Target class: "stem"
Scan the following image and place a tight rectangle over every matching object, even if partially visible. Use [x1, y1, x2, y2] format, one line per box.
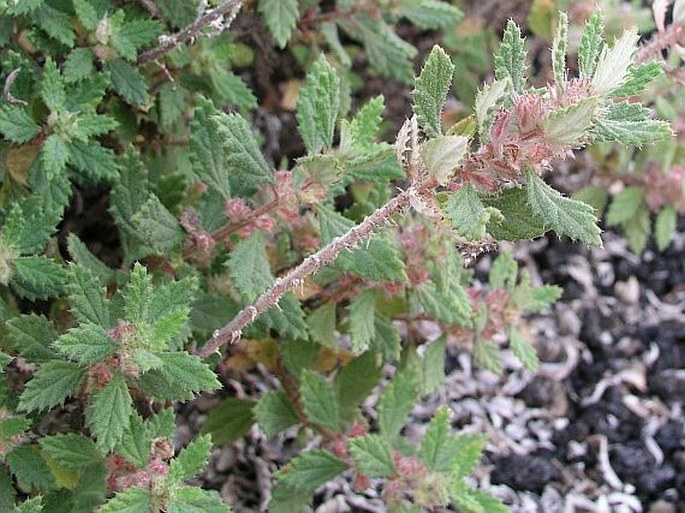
[138, 0, 243, 65]
[196, 187, 414, 359]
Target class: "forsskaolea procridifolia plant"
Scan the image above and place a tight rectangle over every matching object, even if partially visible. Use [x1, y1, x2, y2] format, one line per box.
[0, 2, 674, 512]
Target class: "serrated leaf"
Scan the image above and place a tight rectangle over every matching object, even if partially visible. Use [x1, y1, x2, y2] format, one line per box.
[606, 186, 643, 226]
[258, 0, 299, 49]
[87, 372, 133, 452]
[378, 366, 418, 442]
[167, 487, 232, 513]
[421, 337, 446, 395]
[413, 45, 454, 138]
[116, 414, 149, 468]
[306, 301, 337, 348]
[6, 0, 43, 15]
[63, 48, 94, 83]
[277, 450, 347, 492]
[66, 262, 112, 327]
[35, 5, 75, 47]
[19, 361, 85, 412]
[526, 172, 602, 246]
[72, 0, 100, 30]
[254, 390, 299, 437]
[39, 434, 101, 470]
[473, 338, 502, 374]
[545, 99, 599, 147]
[67, 140, 120, 182]
[268, 482, 311, 513]
[349, 434, 395, 477]
[146, 351, 220, 400]
[335, 351, 382, 423]
[349, 289, 376, 353]
[261, 294, 309, 341]
[169, 434, 212, 485]
[489, 251, 517, 289]
[0, 105, 40, 144]
[11, 255, 66, 300]
[54, 323, 117, 364]
[212, 110, 273, 195]
[201, 398, 255, 445]
[509, 326, 538, 371]
[474, 78, 511, 139]
[40, 58, 65, 111]
[105, 59, 149, 106]
[655, 204, 677, 251]
[72, 114, 118, 140]
[296, 55, 341, 154]
[122, 263, 152, 323]
[421, 135, 468, 185]
[100, 487, 151, 513]
[624, 202, 651, 254]
[227, 231, 273, 301]
[483, 186, 547, 240]
[373, 314, 401, 361]
[444, 184, 497, 240]
[399, 0, 463, 30]
[0, 351, 12, 371]
[41, 134, 69, 180]
[591, 29, 639, 95]
[521, 283, 562, 312]
[0, 415, 30, 438]
[611, 61, 663, 97]
[114, 19, 163, 61]
[572, 186, 608, 215]
[7, 445, 54, 490]
[189, 98, 231, 198]
[414, 280, 470, 326]
[66, 233, 115, 283]
[6, 314, 59, 363]
[594, 116, 672, 146]
[578, 11, 604, 79]
[14, 496, 43, 513]
[209, 69, 257, 110]
[494, 20, 527, 92]
[450, 433, 487, 479]
[300, 369, 340, 432]
[349, 96, 384, 148]
[551, 12, 568, 92]
[131, 194, 184, 253]
[419, 408, 462, 472]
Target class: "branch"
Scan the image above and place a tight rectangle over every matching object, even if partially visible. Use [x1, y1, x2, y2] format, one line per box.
[138, 0, 243, 65]
[196, 187, 415, 359]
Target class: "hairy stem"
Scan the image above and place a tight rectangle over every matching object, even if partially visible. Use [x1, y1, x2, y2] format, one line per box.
[196, 187, 414, 359]
[138, 0, 243, 65]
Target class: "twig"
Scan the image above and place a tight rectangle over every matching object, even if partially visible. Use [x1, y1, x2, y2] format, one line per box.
[3, 68, 27, 106]
[196, 187, 415, 359]
[138, 0, 243, 65]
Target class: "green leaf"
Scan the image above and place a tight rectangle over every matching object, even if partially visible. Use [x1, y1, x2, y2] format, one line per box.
[201, 398, 255, 445]
[413, 45, 454, 138]
[611, 61, 663, 98]
[63, 48, 94, 83]
[624, 202, 651, 254]
[105, 59, 149, 106]
[14, 496, 43, 513]
[399, 0, 463, 30]
[167, 487, 232, 513]
[450, 433, 487, 479]
[349, 434, 395, 477]
[578, 11, 604, 79]
[421, 135, 469, 185]
[474, 338, 502, 374]
[414, 280, 471, 326]
[39, 434, 101, 470]
[299, 369, 340, 432]
[100, 487, 151, 513]
[53, 323, 117, 364]
[348, 96, 384, 147]
[35, 5, 75, 47]
[526, 284, 562, 312]
[6, 314, 59, 363]
[0, 351, 12, 371]
[655, 204, 677, 251]
[40, 58, 65, 111]
[474, 78, 511, 140]
[254, 390, 299, 437]
[189, 98, 232, 198]
[6, 0, 44, 15]
[72, 0, 100, 30]
[72, 114, 118, 140]
[373, 314, 402, 361]
[268, 482, 311, 513]
[296, 55, 341, 154]
[572, 186, 608, 215]
[551, 12, 568, 92]
[66, 262, 112, 328]
[11, 255, 66, 300]
[209, 69, 258, 110]
[19, 361, 85, 412]
[261, 294, 309, 341]
[0, 415, 30, 438]
[67, 234, 115, 284]
[258, 0, 299, 49]
[227, 231, 273, 301]
[7, 445, 54, 490]
[277, 450, 347, 492]
[116, 414, 149, 468]
[306, 301, 337, 348]
[545, 99, 599, 147]
[349, 289, 376, 353]
[335, 351, 382, 423]
[606, 186, 643, 226]
[0, 105, 40, 144]
[41, 134, 69, 180]
[444, 184, 498, 241]
[483, 186, 547, 241]
[378, 366, 419, 442]
[122, 263, 152, 323]
[421, 337, 446, 395]
[494, 20, 527, 92]
[144, 351, 220, 400]
[419, 407, 455, 472]
[87, 372, 133, 452]
[212, 110, 274, 195]
[509, 326, 538, 371]
[131, 194, 184, 253]
[158, 83, 186, 132]
[66, 140, 119, 182]
[526, 171, 602, 246]
[489, 251, 517, 289]
[114, 19, 163, 61]
[591, 30, 639, 95]
[169, 434, 213, 485]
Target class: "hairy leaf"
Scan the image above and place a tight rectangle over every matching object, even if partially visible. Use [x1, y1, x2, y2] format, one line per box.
[348, 289, 376, 353]
[0, 105, 40, 144]
[378, 366, 418, 442]
[169, 434, 213, 485]
[277, 450, 347, 492]
[578, 11, 604, 79]
[167, 487, 232, 513]
[19, 361, 85, 412]
[100, 487, 151, 513]
[494, 20, 527, 92]
[66, 262, 112, 328]
[6, 314, 59, 363]
[349, 435, 395, 477]
[254, 390, 299, 437]
[201, 398, 255, 445]
[54, 323, 118, 365]
[655, 204, 677, 251]
[300, 370, 340, 432]
[87, 372, 133, 452]
[413, 45, 454, 138]
[259, 0, 299, 49]
[39, 434, 101, 470]
[227, 231, 273, 301]
[606, 186, 643, 226]
[189, 98, 231, 198]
